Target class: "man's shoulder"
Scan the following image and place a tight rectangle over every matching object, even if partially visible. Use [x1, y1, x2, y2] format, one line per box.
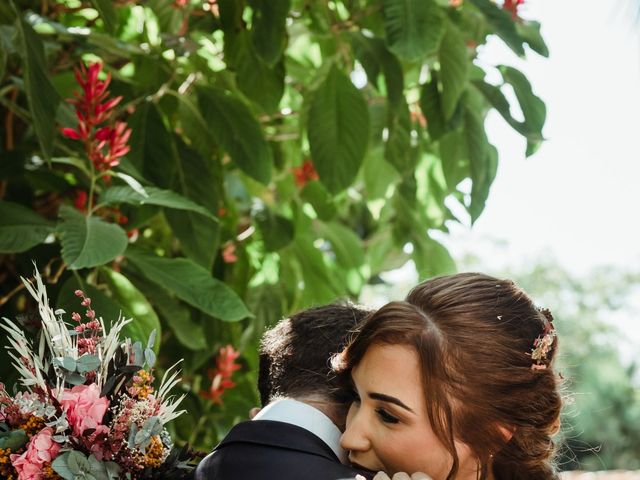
[195, 420, 362, 480]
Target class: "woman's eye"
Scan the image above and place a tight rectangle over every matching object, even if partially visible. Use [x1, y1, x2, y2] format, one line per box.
[376, 408, 400, 424]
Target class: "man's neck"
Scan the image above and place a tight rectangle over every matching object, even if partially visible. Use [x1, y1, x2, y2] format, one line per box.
[252, 398, 349, 464]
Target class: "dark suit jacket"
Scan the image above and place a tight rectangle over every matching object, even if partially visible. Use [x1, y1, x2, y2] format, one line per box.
[194, 420, 368, 480]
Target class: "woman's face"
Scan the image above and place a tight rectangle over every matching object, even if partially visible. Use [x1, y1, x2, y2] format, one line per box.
[340, 343, 477, 480]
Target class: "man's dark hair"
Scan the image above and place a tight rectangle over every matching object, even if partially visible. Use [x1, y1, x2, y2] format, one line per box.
[257, 303, 370, 407]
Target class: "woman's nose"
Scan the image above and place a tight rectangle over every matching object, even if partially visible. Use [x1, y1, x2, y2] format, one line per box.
[340, 406, 371, 452]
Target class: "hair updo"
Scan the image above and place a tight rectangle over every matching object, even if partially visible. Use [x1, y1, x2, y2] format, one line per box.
[340, 272, 562, 480]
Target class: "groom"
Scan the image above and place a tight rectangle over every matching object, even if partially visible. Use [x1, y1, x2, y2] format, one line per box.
[194, 303, 372, 480]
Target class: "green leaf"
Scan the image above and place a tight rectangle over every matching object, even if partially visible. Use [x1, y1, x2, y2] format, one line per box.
[498, 65, 546, 156]
[14, 11, 60, 160]
[138, 283, 206, 350]
[467, 0, 525, 57]
[234, 31, 285, 112]
[100, 186, 217, 221]
[76, 354, 101, 373]
[412, 232, 456, 279]
[438, 131, 469, 190]
[175, 93, 213, 158]
[254, 206, 294, 252]
[52, 452, 75, 480]
[350, 33, 404, 109]
[197, 86, 273, 184]
[128, 103, 176, 188]
[383, 0, 445, 61]
[88, 0, 118, 33]
[300, 181, 337, 221]
[464, 108, 497, 223]
[439, 22, 469, 120]
[517, 20, 549, 57]
[249, 0, 290, 66]
[420, 73, 446, 141]
[0, 429, 28, 450]
[167, 139, 221, 269]
[125, 247, 251, 321]
[101, 267, 162, 351]
[57, 206, 128, 270]
[0, 201, 54, 253]
[315, 221, 365, 271]
[307, 65, 370, 193]
[384, 99, 414, 174]
[366, 229, 410, 276]
[68, 450, 92, 475]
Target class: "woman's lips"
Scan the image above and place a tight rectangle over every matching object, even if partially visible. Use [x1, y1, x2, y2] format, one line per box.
[350, 459, 379, 475]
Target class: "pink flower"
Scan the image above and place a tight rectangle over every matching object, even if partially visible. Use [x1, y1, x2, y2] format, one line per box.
[10, 428, 60, 480]
[58, 384, 110, 437]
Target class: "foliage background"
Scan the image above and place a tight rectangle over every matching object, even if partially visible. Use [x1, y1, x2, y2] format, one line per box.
[0, 0, 557, 464]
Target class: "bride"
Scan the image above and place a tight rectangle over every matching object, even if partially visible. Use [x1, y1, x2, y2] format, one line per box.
[336, 273, 562, 480]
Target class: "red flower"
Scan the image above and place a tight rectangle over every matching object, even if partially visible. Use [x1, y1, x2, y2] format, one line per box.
[503, 0, 524, 19]
[201, 345, 241, 404]
[292, 160, 319, 188]
[61, 62, 131, 172]
[222, 242, 238, 264]
[74, 189, 88, 212]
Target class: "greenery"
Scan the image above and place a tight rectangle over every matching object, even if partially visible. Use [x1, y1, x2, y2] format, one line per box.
[1, 0, 547, 452]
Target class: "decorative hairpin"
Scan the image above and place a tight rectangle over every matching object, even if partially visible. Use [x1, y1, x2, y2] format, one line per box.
[529, 308, 556, 371]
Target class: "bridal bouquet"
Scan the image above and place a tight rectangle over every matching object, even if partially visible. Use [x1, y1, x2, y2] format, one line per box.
[0, 270, 195, 480]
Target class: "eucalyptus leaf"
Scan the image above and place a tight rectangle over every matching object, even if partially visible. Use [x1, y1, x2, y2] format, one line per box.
[52, 452, 75, 480]
[76, 354, 101, 373]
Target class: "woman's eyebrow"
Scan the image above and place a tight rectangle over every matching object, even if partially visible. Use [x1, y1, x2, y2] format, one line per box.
[368, 392, 415, 413]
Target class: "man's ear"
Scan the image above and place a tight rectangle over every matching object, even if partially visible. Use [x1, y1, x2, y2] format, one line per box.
[498, 424, 516, 443]
[249, 407, 261, 419]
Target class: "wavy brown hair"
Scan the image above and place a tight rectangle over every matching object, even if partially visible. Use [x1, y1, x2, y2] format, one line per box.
[339, 273, 562, 480]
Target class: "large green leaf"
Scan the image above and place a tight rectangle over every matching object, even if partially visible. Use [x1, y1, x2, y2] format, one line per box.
[234, 32, 285, 113]
[0, 201, 54, 253]
[101, 268, 161, 353]
[384, 99, 414, 174]
[127, 103, 176, 188]
[175, 93, 213, 158]
[438, 131, 469, 191]
[249, 0, 290, 66]
[349, 33, 404, 108]
[499, 65, 546, 156]
[57, 206, 128, 270]
[517, 20, 549, 58]
[300, 181, 337, 221]
[412, 232, 456, 279]
[254, 206, 294, 252]
[197, 86, 272, 185]
[166, 140, 222, 269]
[382, 0, 445, 61]
[99, 186, 217, 221]
[439, 22, 469, 121]
[467, 0, 525, 57]
[315, 221, 365, 271]
[464, 109, 497, 223]
[307, 65, 370, 193]
[14, 11, 60, 161]
[125, 247, 251, 322]
[420, 73, 446, 141]
[88, 0, 118, 33]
